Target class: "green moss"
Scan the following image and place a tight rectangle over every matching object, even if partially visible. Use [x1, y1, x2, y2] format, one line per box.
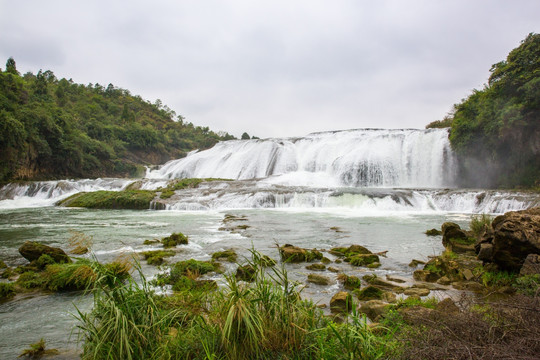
[306, 263, 326, 271]
[338, 274, 361, 290]
[349, 254, 379, 267]
[450, 237, 476, 246]
[513, 274, 540, 296]
[141, 250, 175, 266]
[16, 271, 46, 289]
[425, 228, 442, 236]
[60, 190, 156, 210]
[0, 282, 15, 300]
[171, 276, 217, 292]
[396, 296, 438, 309]
[236, 265, 257, 282]
[160, 259, 215, 285]
[159, 190, 175, 199]
[161, 232, 188, 248]
[211, 249, 238, 263]
[355, 286, 383, 301]
[36, 254, 56, 269]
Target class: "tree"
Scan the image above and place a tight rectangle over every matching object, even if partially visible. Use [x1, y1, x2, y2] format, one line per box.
[241, 132, 250, 140]
[5, 57, 19, 75]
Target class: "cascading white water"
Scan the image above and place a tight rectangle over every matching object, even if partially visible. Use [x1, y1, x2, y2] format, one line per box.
[147, 128, 456, 188]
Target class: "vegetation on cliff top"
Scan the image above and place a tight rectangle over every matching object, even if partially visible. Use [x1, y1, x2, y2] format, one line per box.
[427, 33, 540, 188]
[0, 59, 235, 182]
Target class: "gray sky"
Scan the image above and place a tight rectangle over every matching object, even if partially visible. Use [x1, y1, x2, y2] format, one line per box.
[1, 1, 538, 138]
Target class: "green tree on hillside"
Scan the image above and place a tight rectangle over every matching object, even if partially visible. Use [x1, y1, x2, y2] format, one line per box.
[447, 33, 540, 187]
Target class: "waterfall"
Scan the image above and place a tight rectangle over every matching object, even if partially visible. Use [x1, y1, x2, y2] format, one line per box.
[147, 128, 456, 188]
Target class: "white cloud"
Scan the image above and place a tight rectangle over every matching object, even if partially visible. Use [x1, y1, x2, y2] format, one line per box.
[1, 0, 538, 138]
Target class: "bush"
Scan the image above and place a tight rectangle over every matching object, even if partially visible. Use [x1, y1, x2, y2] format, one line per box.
[470, 214, 493, 238]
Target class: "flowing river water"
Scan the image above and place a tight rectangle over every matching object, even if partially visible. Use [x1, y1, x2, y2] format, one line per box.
[0, 129, 539, 358]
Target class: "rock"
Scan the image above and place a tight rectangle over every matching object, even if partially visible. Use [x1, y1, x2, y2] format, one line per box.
[436, 276, 452, 285]
[436, 298, 460, 314]
[329, 245, 372, 257]
[321, 257, 331, 264]
[143, 239, 160, 245]
[462, 268, 474, 281]
[359, 300, 390, 321]
[451, 281, 484, 292]
[425, 228, 442, 236]
[404, 287, 430, 297]
[162, 232, 188, 248]
[382, 291, 397, 303]
[338, 274, 361, 290]
[362, 274, 404, 290]
[413, 270, 440, 282]
[330, 291, 353, 312]
[327, 267, 340, 273]
[306, 263, 326, 271]
[236, 265, 256, 282]
[409, 259, 426, 268]
[307, 274, 330, 285]
[386, 275, 408, 283]
[413, 282, 446, 290]
[349, 254, 379, 267]
[476, 207, 540, 272]
[367, 262, 381, 268]
[279, 244, 323, 263]
[442, 222, 470, 246]
[18, 241, 71, 264]
[520, 254, 540, 275]
[355, 286, 384, 301]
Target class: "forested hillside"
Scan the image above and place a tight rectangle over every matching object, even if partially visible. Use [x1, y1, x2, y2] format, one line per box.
[427, 33, 540, 188]
[0, 59, 235, 182]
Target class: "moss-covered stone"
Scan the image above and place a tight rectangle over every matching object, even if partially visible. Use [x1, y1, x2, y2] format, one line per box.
[337, 274, 361, 290]
[349, 254, 379, 267]
[0, 282, 15, 300]
[307, 274, 330, 285]
[58, 190, 156, 210]
[306, 263, 326, 271]
[330, 291, 353, 313]
[355, 286, 384, 301]
[141, 250, 176, 266]
[18, 241, 71, 264]
[161, 232, 188, 248]
[143, 239, 160, 245]
[0, 260, 6, 269]
[279, 244, 323, 263]
[158, 259, 215, 286]
[211, 249, 237, 263]
[425, 228, 442, 236]
[236, 265, 257, 282]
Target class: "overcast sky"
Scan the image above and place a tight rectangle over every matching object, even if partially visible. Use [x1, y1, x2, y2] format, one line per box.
[1, 1, 538, 138]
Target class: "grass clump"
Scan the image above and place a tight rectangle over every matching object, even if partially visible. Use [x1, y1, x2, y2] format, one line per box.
[161, 232, 188, 248]
[18, 338, 59, 358]
[16, 271, 47, 289]
[470, 213, 493, 238]
[396, 296, 438, 309]
[481, 270, 517, 288]
[513, 274, 540, 296]
[0, 282, 15, 300]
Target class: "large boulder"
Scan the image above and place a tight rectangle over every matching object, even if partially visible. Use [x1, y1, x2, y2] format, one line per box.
[441, 222, 475, 253]
[330, 291, 353, 312]
[520, 254, 540, 276]
[476, 207, 540, 272]
[279, 244, 323, 263]
[18, 241, 71, 264]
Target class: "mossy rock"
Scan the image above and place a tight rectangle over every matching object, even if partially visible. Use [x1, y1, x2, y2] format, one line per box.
[349, 254, 379, 267]
[409, 259, 426, 267]
[367, 262, 381, 268]
[321, 257, 331, 264]
[35, 254, 56, 270]
[0, 282, 15, 300]
[279, 244, 323, 263]
[330, 244, 372, 258]
[161, 232, 188, 248]
[16, 271, 47, 289]
[162, 259, 215, 285]
[355, 285, 383, 301]
[0, 260, 6, 269]
[143, 239, 160, 245]
[425, 228, 442, 236]
[337, 274, 361, 290]
[59, 190, 156, 210]
[1, 267, 15, 279]
[362, 274, 404, 290]
[211, 249, 237, 263]
[236, 265, 256, 282]
[141, 250, 176, 266]
[307, 274, 330, 285]
[18, 241, 71, 264]
[306, 263, 326, 271]
[330, 291, 353, 313]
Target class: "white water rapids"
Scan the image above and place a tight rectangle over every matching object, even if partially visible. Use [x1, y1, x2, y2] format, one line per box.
[0, 128, 538, 213]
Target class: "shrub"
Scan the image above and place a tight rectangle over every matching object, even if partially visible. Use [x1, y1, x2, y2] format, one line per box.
[513, 274, 540, 296]
[470, 214, 493, 238]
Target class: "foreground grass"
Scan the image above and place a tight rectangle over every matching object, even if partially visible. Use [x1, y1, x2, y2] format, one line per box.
[76, 252, 540, 360]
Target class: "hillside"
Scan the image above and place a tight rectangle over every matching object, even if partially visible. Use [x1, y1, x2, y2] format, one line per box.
[0, 59, 235, 182]
[427, 33, 540, 188]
